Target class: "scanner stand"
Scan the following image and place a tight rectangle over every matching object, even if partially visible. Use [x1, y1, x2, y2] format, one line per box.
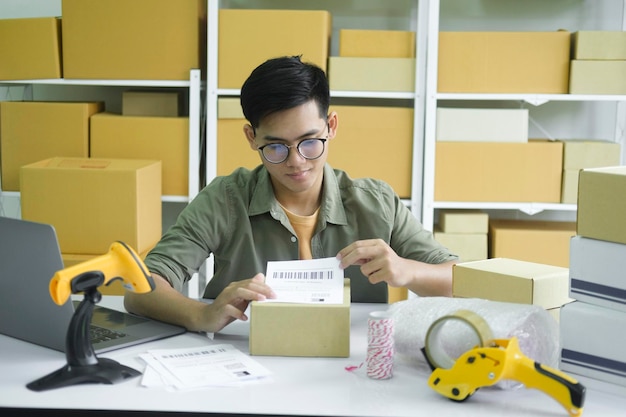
[27, 271, 141, 391]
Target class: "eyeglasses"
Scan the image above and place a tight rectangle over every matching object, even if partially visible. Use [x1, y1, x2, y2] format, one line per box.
[257, 125, 329, 164]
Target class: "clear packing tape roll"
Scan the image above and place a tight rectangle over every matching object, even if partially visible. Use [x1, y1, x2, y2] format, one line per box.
[388, 297, 560, 374]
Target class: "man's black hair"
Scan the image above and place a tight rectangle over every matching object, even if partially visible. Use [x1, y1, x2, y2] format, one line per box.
[240, 55, 330, 130]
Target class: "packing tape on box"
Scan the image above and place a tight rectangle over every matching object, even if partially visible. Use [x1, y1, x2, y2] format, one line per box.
[423, 309, 494, 369]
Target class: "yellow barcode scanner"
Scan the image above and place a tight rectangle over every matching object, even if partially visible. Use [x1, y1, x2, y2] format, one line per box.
[49, 241, 155, 305]
[28, 241, 155, 392]
[427, 337, 586, 417]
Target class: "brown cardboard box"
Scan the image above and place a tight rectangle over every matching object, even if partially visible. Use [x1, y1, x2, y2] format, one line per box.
[218, 9, 331, 89]
[562, 140, 621, 170]
[217, 98, 260, 175]
[0, 101, 103, 191]
[249, 279, 350, 357]
[434, 140, 563, 202]
[122, 91, 183, 117]
[328, 57, 415, 92]
[561, 169, 580, 204]
[328, 105, 413, 198]
[434, 230, 487, 262]
[489, 219, 576, 268]
[90, 113, 189, 197]
[0, 17, 62, 80]
[572, 31, 626, 60]
[61, 245, 154, 295]
[20, 157, 162, 255]
[438, 209, 489, 233]
[438, 31, 570, 93]
[577, 166, 626, 245]
[62, 0, 206, 80]
[453, 258, 572, 309]
[569, 60, 626, 95]
[338, 29, 415, 58]
[560, 140, 620, 204]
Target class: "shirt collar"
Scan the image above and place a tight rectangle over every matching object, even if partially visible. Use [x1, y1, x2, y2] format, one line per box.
[248, 164, 348, 226]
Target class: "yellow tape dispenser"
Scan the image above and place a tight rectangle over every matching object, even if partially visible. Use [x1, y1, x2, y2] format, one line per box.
[423, 310, 586, 417]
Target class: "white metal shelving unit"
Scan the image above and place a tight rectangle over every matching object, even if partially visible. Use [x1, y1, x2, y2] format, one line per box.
[0, 70, 204, 298]
[0, 69, 203, 206]
[206, 0, 428, 213]
[421, 0, 626, 231]
[200, 0, 428, 289]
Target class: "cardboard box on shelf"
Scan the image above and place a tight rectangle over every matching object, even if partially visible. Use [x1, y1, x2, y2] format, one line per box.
[328, 57, 415, 92]
[560, 301, 626, 391]
[569, 60, 626, 95]
[559, 140, 620, 204]
[572, 31, 626, 60]
[569, 235, 626, 313]
[0, 17, 62, 80]
[437, 209, 489, 234]
[328, 105, 413, 198]
[577, 166, 626, 245]
[562, 140, 620, 170]
[434, 140, 563, 202]
[0, 101, 103, 191]
[61, 0, 206, 80]
[433, 230, 487, 262]
[218, 9, 331, 89]
[338, 29, 416, 58]
[561, 169, 580, 204]
[90, 113, 189, 197]
[249, 279, 350, 357]
[438, 31, 570, 93]
[435, 108, 528, 142]
[453, 258, 572, 309]
[122, 91, 183, 117]
[20, 157, 162, 255]
[216, 98, 260, 175]
[489, 219, 576, 268]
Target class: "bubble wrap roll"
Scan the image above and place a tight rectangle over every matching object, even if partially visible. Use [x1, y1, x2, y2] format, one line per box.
[388, 297, 559, 370]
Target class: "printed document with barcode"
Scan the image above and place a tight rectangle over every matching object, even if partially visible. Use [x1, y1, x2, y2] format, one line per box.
[264, 257, 344, 304]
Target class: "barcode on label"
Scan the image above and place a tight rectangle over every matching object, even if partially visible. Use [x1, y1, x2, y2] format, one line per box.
[272, 270, 334, 280]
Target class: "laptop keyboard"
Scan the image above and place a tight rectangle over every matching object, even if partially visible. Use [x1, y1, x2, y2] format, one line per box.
[90, 324, 127, 344]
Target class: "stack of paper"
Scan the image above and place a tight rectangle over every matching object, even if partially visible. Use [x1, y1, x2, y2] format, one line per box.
[139, 344, 272, 390]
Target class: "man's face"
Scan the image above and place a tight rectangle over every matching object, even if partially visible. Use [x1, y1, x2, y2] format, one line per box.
[245, 100, 336, 198]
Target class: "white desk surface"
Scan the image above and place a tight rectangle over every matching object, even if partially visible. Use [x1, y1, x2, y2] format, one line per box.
[1, 297, 625, 417]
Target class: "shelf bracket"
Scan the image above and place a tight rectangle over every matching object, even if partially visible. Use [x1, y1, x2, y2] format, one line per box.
[523, 97, 549, 106]
[518, 205, 545, 216]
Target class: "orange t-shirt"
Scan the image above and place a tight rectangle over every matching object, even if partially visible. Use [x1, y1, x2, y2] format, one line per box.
[280, 205, 320, 260]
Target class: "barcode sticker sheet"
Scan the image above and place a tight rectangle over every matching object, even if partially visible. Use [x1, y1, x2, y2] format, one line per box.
[140, 344, 273, 390]
[264, 257, 344, 304]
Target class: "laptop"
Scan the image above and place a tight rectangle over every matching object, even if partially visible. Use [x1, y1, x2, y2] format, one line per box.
[0, 216, 186, 354]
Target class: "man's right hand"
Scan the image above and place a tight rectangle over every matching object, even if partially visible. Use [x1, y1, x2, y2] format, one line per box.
[124, 273, 276, 334]
[200, 273, 276, 332]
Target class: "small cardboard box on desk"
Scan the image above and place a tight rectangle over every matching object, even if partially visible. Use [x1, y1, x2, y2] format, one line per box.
[249, 279, 351, 357]
[453, 258, 573, 320]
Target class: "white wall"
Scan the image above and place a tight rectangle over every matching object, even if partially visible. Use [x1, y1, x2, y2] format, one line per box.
[0, 0, 60, 18]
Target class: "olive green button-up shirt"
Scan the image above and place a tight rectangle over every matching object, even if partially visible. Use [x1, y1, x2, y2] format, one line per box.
[145, 164, 458, 303]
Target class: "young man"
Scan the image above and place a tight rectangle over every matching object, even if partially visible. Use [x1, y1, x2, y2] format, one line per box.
[124, 56, 458, 333]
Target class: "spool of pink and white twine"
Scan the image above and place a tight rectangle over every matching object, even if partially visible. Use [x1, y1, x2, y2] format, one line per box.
[346, 310, 395, 379]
